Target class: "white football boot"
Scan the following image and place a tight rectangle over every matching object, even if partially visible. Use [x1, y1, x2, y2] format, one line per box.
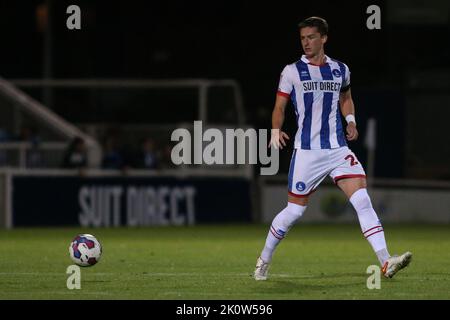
[382, 251, 412, 278]
[253, 257, 270, 281]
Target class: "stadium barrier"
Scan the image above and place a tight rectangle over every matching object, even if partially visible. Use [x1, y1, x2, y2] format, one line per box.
[260, 176, 450, 223]
[0, 168, 253, 228]
[0, 77, 102, 167]
[9, 78, 247, 127]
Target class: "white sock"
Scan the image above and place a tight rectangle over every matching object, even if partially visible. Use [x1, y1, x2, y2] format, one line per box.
[349, 188, 390, 265]
[260, 202, 307, 263]
[376, 248, 390, 266]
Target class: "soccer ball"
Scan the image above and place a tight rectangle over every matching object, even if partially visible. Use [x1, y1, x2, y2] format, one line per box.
[69, 234, 102, 267]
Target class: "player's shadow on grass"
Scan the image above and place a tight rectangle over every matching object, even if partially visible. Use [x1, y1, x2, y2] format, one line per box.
[254, 272, 365, 294]
[83, 280, 111, 283]
[302, 272, 364, 280]
[280, 280, 361, 290]
[265, 280, 364, 293]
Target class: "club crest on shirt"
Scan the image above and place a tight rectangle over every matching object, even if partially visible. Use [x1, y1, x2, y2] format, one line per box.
[332, 69, 341, 77]
[296, 181, 306, 192]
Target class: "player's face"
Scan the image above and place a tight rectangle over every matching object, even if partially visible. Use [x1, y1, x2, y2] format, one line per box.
[300, 27, 327, 58]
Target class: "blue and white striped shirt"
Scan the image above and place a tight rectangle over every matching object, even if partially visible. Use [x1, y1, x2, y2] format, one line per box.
[277, 55, 350, 150]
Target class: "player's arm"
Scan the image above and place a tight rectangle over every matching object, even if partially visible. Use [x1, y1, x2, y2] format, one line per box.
[269, 94, 290, 149]
[339, 88, 358, 141]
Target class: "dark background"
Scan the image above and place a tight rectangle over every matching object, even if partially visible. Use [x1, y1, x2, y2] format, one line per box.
[1, 0, 449, 179]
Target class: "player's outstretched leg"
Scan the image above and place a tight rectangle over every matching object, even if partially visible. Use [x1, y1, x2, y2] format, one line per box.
[349, 188, 412, 278]
[254, 202, 306, 280]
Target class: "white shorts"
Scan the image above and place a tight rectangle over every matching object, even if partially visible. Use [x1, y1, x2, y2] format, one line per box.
[288, 146, 366, 198]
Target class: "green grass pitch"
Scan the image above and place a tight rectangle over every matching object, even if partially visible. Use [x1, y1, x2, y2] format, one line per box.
[0, 224, 449, 299]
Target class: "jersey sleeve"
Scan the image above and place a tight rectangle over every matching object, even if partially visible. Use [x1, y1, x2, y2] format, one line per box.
[340, 64, 351, 92]
[277, 65, 294, 98]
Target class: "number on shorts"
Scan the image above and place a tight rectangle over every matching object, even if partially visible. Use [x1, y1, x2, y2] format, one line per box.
[345, 154, 359, 166]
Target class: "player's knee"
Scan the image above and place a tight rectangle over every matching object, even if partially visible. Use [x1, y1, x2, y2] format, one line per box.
[285, 202, 306, 221]
[357, 178, 368, 190]
[273, 202, 307, 231]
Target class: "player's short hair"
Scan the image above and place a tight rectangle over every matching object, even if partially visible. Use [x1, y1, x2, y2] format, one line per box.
[298, 17, 328, 36]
